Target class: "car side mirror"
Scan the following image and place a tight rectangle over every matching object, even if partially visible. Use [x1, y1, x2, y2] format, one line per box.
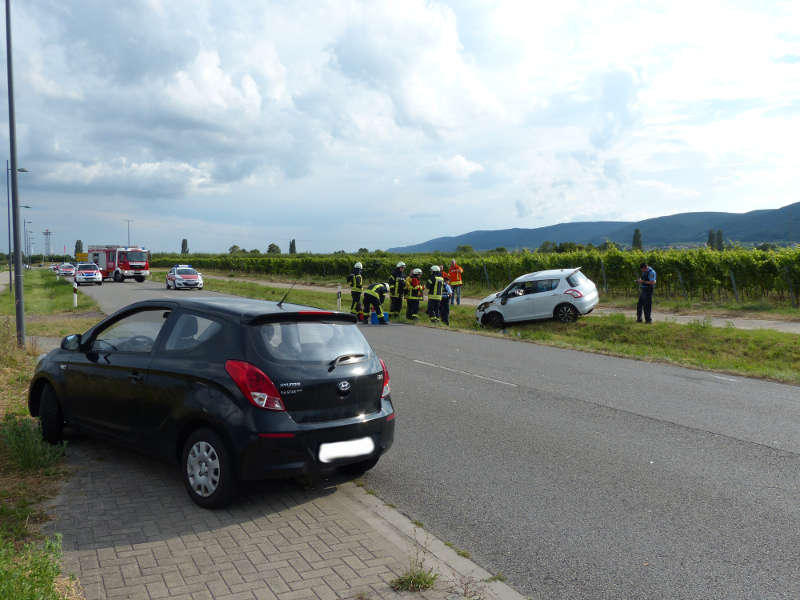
[500, 297, 508, 305]
[61, 333, 82, 351]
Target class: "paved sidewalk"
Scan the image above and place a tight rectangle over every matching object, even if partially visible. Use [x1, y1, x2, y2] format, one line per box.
[202, 274, 800, 334]
[44, 435, 525, 600]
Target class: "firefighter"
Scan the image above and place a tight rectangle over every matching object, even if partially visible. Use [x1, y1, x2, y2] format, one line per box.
[427, 265, 444, 322]
[440, 269, 452, 325]
[346, 262, 364, 319]
[362, 282, 389, 324]
[405, 268, 424, 319]
[389, 261, 407, 315]
[448, 259, 464, 305]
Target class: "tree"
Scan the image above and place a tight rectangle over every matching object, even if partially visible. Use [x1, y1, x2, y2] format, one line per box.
[455, 245, 474, 254]
[267, 243, 281, 254]
[537, 241, 556, 253]
[74, 240, 83, 256]
[181, 239, 189, 255]
[707, 229, 715, 249]
[714, 230, 723, 251]
[357, 247, 369, 254]
[289, 239, 297, 254]
[632, 229, 643, 251]
[249, 248, 261, 254]
[598, 239, 619, 251]
[228, 245, 241, 254]
[493, 247, 508, 253]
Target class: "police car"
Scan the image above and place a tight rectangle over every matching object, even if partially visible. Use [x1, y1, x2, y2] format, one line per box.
[166, 265, 204, 290]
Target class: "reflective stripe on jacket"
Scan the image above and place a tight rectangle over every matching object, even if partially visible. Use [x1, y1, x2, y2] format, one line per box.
[448, 264, 463, 286]
[406, 278, 424, 299]
[428, 276, 444, 300]
[347, 272, 363, 292]
[363, 283, 385, 300]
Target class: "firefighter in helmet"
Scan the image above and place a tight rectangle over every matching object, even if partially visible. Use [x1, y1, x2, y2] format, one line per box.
[405, 268, 424, 319]
[346, 262, 364, 319]
[389, 261, 407, 316]
[427, 265, 444, 322]
[362, 282, 389, 324]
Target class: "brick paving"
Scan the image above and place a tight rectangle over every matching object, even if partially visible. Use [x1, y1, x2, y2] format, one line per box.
[44, 435, 503, 600]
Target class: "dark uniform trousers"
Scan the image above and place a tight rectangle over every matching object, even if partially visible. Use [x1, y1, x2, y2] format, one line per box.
[637, 288, 653, 322]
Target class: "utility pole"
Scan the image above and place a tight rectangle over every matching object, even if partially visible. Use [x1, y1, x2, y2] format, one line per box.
[43, 228, 51, 262]
[6, 0, 25, 345]
[125, 219, 133, 247]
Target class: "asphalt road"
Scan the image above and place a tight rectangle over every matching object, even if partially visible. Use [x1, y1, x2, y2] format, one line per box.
[78, 279, 800, 599]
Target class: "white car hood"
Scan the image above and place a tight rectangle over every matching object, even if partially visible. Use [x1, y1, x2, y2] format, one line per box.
[479, 292, 501, 306]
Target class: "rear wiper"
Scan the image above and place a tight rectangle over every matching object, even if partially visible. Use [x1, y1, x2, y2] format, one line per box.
[328, 353, 366, 371]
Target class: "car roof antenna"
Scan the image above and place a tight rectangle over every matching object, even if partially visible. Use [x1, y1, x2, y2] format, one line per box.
[277, 282, 298, 308]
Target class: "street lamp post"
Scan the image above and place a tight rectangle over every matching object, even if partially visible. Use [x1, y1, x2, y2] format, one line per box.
[5, 0, 25, 345]
[5, 161, 28, 287]
[125, 219, 133, 247]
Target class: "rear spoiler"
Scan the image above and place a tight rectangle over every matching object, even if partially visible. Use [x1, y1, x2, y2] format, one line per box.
[567, 267, 583, 278]
[243, 311, 357, 325]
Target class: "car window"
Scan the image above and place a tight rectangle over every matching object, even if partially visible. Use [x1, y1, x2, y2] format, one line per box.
[92, 309, 171, 354]
[177, 268, 197, 275]
[164, 313, 223, 352]
[566, 271, 588, 287]
[256, 321, 372, 363]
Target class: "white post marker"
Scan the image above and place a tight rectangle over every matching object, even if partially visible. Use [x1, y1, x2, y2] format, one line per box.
[73, 280, 78, 308]
[337, 284, 342, 311]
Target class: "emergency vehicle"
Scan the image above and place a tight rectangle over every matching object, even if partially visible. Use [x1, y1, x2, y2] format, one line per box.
[87, 245, 151, 282]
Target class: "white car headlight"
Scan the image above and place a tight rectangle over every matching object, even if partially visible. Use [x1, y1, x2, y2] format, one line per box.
[477, 302, 491, 311]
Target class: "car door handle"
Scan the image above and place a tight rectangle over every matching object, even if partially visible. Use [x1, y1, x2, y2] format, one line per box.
[129, 372, 144, 383]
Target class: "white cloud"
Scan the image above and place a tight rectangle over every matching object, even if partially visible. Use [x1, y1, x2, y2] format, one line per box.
[424, 155, 484, 181]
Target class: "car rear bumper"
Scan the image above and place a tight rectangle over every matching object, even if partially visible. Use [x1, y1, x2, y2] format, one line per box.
[237, 409, 395, 480]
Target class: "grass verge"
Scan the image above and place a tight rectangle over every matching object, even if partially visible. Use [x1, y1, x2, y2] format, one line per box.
[203, 278, 800, 385]
[1, 270, 102, 339]
[0, 318, 82, 599]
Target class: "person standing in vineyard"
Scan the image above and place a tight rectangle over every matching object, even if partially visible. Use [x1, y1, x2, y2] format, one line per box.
[448, 259, 464, 305]
[405, 268, 424, 319]
[388, 262, 407, 316]
[637, 262, 656, 323]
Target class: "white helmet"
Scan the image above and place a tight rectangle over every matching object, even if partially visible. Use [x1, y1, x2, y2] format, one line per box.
[382, 283, 390, 293]
[354, 262, 362, 269]
[396, 261, 406, 268]
[412, 268, 422, 276]
[430, 265, 441, 272]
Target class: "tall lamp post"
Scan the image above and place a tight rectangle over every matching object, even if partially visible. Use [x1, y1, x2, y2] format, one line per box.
[5, 0, 25, 345]
[125, 219, 133, 247]
[23, 219, 31, 267]
[5, 160, 28, 286]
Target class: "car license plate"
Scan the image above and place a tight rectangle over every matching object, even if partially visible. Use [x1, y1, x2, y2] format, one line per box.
[318, 437, 374, 463]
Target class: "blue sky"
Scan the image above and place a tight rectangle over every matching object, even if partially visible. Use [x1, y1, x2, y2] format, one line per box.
[2, 0, 799, 254]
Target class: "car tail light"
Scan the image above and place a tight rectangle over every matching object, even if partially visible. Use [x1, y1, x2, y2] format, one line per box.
[225, 360, 285, 411]
[564, 289, 584, 298]
[379, 358, 391, 399]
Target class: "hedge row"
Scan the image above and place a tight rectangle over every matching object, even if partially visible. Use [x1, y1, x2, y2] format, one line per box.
[152, 248, 800, 300]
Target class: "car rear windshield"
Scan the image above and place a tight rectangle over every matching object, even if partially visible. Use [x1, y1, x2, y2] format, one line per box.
[566, 271, 588, 287]
[255, 321, 372, 364]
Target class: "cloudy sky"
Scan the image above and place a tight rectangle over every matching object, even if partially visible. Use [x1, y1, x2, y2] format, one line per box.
[2, 0, 799, 254]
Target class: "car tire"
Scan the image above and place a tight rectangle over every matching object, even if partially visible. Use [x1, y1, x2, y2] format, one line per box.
[113, 271, 122, 282]
[165, 280, 170, 289]
[482, 311, 504, 328]
[338, 456, 380, 476]
[181, 428, 236, 509]
[39, 384, 64, 445]
[134, 276, 144, 282]
[97, 281, 102, 286]
[554, 303, 578, 323]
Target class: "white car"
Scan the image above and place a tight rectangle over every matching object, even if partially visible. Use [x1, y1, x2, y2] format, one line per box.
[166, 265, 204, 290]
[476, 268, 599, 327]
[74, 263, 103, 286]
[57, 263, 76, 277]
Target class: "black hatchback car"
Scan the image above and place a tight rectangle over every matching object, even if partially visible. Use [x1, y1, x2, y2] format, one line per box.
[29, 297, 395, 508]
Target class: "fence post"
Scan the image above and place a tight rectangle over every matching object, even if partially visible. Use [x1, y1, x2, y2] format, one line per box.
[600, 259, 608, 293]
[676, 269, 688, 299]
[482, 262, 491, 289]
[786, 266, 798, 308]
[337, 284, 342, 311]
[729, 269, 739, 303]
[73, 281, 78, 308]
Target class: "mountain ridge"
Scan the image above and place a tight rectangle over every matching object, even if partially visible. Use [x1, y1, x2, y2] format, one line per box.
[387, 202, 800, 252]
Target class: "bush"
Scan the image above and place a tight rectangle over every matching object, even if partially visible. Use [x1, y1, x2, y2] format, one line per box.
[0, 415, 65, 471]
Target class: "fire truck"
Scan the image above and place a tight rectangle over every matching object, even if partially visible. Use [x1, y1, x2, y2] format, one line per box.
[87, 245, 151, 282]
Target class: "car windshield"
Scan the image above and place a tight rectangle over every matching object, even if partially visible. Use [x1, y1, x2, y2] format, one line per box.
[127, 251, 147, 262]
[177, 268, 197, 275]
[255, 321, 371, 363]
[77, 264, 96, 270]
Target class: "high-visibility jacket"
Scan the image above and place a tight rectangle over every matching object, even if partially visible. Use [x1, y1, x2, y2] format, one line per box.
[347, 272, 363, 293]
[406, 278, 424, 299]
[389, 271, 406, 298]
[448, 263, 463, 286]
[427, 275, 444, 300]
[363, 282, 386, 302]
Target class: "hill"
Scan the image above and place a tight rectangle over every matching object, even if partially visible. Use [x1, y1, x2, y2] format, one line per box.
[387, 202, 800, 252]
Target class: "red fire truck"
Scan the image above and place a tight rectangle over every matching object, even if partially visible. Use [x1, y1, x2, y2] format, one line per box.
[87, 245, 151, 282]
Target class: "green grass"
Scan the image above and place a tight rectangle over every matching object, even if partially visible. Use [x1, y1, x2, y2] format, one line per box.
[0, 270, 99, 316]
[485, 573, 507, 583]
[202, 277, 800, 385]
[0, 535, 64, 600]
[390, 559, 438, 592]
